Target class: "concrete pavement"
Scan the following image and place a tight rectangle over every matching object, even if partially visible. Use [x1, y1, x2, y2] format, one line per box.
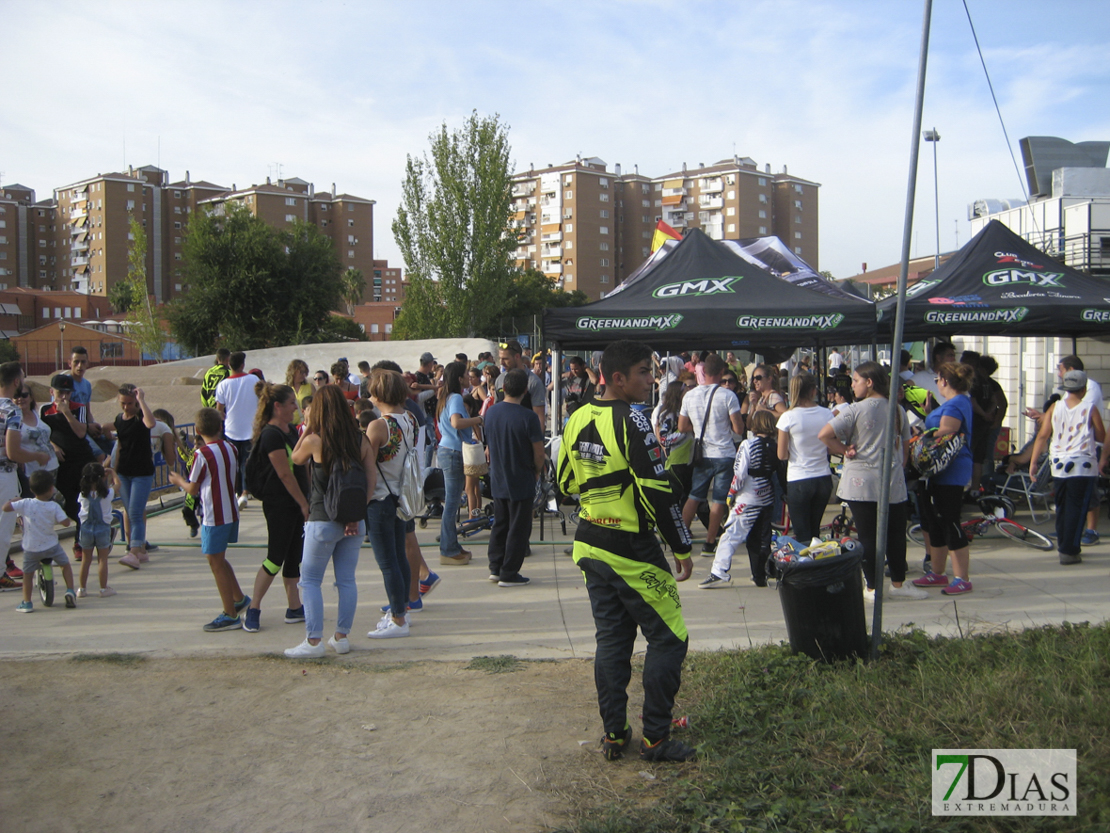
[4, 498, 1108, 661]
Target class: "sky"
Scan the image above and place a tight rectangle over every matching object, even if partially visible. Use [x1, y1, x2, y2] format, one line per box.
[4, 0, 1109, 281]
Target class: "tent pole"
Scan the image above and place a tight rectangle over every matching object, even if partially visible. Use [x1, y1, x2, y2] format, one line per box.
[872, 0, 934, 662]
[551, 344, 562, 438]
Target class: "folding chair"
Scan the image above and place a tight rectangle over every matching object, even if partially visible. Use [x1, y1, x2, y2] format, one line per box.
[999, 454, 1053, 525]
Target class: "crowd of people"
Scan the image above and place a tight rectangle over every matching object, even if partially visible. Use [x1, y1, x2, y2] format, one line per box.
[5, 337, 1107, 765]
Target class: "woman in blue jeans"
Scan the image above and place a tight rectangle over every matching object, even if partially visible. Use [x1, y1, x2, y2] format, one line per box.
[364, 369, 418, 638]
[114, 385, 157, 570]
[436, 361, 484, 566]
[285, 385, 374, 658]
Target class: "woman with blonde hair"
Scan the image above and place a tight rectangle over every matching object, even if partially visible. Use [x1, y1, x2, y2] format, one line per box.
[243, 382, 309, 634]
[285, 359, 313, 420]
[285, 385, 373, 658]
[741, 363, 787, 425]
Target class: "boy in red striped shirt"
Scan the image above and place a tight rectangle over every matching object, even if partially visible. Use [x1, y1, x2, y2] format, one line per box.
[169, 408, 249, 632]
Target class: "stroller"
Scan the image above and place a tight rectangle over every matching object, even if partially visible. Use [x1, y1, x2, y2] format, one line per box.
[414, 467, 445, 529]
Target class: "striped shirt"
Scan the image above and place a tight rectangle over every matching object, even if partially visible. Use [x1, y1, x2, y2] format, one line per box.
[0, 398, 21, 467]
[189, 439, 240, 527]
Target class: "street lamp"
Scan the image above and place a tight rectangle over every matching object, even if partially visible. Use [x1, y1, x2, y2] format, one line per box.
[923, 128, 941, 271]
[59, 320, 66, 373]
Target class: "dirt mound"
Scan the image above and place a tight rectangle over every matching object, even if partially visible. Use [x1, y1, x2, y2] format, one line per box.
[91, 377, 123, 401]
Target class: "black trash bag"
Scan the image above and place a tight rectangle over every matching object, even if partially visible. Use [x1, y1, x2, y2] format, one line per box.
[776, 550, 868, 662]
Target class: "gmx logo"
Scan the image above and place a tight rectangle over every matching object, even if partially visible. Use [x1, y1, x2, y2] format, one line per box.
[983, 269, 1064, 288]
[653, 276, 740, 299]
[932, 749, 1076, 816]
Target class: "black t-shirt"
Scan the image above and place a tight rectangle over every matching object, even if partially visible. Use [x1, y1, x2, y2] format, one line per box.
[415, 371, 436, 418]
[257, 424, 308, 505]
[41, 404, 96, 473]
[484, 400, 544, 501]
[114, 414, 154, 476]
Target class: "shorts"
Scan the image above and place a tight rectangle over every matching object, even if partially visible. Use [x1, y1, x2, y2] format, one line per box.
[689, 457, 734, 504]
[201, 521, 240, 555]
[23, 543, 68, 576]
[262, 501, 304, 579]
[919, 481, 969, 551]
[78, 524, 112, 551]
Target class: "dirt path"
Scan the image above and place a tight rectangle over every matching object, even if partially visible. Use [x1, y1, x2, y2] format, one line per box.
[0, 655, 663, 833]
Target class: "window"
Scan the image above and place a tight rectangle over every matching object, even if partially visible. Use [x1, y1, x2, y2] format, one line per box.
[174, 236, 182, 244]
[565, 241, 573, 250]
[654, 184, 662, 191]
[642, 247, 649, 256]
[39, 240, 46, 247]
[600, 209, 609, 219]
[795, 247, 803, 254]
[641, 199, 650, 208]
[727, 190, 735, 200]
[174, 221, 182, 229]
[348, 250, 355, 258]
[175, 283, 182, 292]
[286, 197, 297, 206]
[642, 231, 651, 239]
[321, 219, 327, 227]
[348, 234, 355, 243]
[565, 223, 573, 233]
[321, 204, 328, 211]
[285, 214, 296, 222]
[564, 174, 573, 185]
[600, 275, 609, 284]
[727, 223, 736, 233]
[42, 308, 48, 319]
[795, 215, 802, 224]
[599, 192, 609, 202]
[599, 242, 609, 251]
[565, 190, 573, 199]
[759, 194, 768, 203]
[758, 210, 767, 219]
[564, 209, 573, 219]
[173, 190, 181, 198]
[126, 200, 135, 210]
[599, 226, 608, 235]
[794, 232, 802, 239]
[370, 324, 379, 334]
[759, 226, 767, 235]
[794, 200, 802, 208]
[565, 273, 574, 282]
[758, 177, 766, 186]
[600, 258, 610, 267]
[599, 177, 609, 188]
[726, 207, 735, 216]
[794, 185, 803, 194]
[40, 270, 46, 279]
[127, 184, 135, 192]
[174, 253, 182, 260]
[174, 206, 181, 214]
[348, 219, 354, 227]
[348, 205, 353, 212]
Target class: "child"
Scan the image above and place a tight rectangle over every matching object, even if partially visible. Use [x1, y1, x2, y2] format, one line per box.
[168, 408, 250, 632]
[698, 409, 776, 589]
[77, 462, 119, 598]
[7, 469, 75, 612]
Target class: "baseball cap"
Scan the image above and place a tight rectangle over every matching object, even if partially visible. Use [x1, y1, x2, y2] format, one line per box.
[1061, 369, 1088, 391]
[419, 352, 436, 364]
[50, 374, 75, 392]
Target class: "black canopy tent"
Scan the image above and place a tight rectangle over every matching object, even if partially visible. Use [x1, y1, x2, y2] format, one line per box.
[544, 229, 878, 353]
[877, 219, 1110, 340]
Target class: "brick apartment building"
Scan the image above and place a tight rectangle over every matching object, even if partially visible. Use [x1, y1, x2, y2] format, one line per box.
[1, 167, 378, 312]
[510, 155, 819, 300]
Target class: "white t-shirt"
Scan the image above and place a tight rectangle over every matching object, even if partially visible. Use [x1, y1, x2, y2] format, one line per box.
[11, 497, 68, 552]
[20, 416, 58, 475]
[776, 405, 834, 481]
[150, 421, 173, 459]
[828, 351, 844, 372]
[679, 384, 741, 459]
[214, 374, 259, 442]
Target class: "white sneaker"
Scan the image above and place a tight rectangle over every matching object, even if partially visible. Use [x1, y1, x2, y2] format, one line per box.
[237, 495, 249, 510]
[99, 586, 117, 598]
[76, 588, 87, 598]
[327, 635, 350, 655]
[367, 618, 410, 639]
[888, 583, 929, 600]
[376, 611, 410, 630]
[863, 587, 876, 604]
[284, 639, 325, 658]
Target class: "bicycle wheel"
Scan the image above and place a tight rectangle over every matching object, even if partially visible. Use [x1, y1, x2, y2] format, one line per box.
[906, 523, 926, 546]
[997, 520, 1054, 551]
[38, 564, 54, 607]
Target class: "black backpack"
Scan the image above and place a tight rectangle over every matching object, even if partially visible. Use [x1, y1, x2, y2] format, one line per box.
[318, 457, 367, 524]
[244, 425, 288, 500]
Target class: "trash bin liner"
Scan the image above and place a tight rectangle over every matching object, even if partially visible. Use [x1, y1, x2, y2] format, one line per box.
[776, 550, 867, 661]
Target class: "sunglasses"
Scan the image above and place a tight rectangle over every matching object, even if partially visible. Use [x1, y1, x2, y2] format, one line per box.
[723, 379, 737, 385]
[13, 391, 28, 399]
[314, 375, 327, 381]
[751, 374, 764, 382]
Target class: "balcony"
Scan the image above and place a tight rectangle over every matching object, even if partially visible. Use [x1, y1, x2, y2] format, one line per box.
[662, 187, 687, 198]
[701, 177, 724, 193]
[541, 262, 563, 275]
[541, 232, 562, 243]
[72, 238, 89, 252]
[71, 255, 89, 267]
[511, 184, 535, 197]
[665, 212, 686, 227]
[699, 196, 724, 210]
[541, 196, 562, 207]
[542, 246, 562, 258]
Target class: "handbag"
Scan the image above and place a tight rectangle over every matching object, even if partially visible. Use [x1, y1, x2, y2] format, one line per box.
[462, 441, 486, 468]
[908, 427, 966, 478]
[689, 385, 719, 466]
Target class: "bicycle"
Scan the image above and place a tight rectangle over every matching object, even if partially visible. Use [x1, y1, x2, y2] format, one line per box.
[36, 555, 56, 607]
[906, 494, 1052, 551]
[820, 502, 857, 540]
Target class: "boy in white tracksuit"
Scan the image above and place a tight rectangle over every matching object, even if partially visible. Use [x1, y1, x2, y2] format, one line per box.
[699, 410, 776, 588]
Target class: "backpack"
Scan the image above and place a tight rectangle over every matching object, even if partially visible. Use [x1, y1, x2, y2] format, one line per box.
[377, 413, 425, 521]
[318, 456, 368, 524]
[908, 427, 965, 478]
[901, 380, 929, 420]
[244, 425, 288, 499]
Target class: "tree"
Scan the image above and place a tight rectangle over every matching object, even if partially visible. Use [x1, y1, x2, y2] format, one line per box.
[392, 111, 518, 339]
[498, 268, 588, 334]
[310, 314, 368, 344]
[168, 203, 343, 354]
[0, 340, 18, 364]
[108, 278, 142, 314]
[340, 268, 366, 314]
[124, 215, 166, 362]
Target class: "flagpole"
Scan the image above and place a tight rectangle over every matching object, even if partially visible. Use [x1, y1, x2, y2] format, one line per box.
[872, 0, 933, 661]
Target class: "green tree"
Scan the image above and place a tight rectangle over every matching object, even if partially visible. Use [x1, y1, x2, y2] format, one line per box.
[108, 278, 142, 314]
[124, 215, 166, 362]
[168, 203, 343, 354]
[310, 314, 368, 344]
[392, 111, 518, 338]
[340, 267, 366, 314]
[0, 340, 18, 364]
[498, 268, 588, 333]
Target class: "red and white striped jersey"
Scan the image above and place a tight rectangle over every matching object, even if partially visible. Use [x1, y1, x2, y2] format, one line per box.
[190, 439, 240, 527]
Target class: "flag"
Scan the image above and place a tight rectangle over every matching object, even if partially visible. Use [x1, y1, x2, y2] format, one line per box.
[650, 220, 682, 253]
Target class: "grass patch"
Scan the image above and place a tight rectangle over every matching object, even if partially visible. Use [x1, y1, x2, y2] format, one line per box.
[466, 655, 523, 674]
[564, 623, 1110, 832]
[70, 653, 145, 666]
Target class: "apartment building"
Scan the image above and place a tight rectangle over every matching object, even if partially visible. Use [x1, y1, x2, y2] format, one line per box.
[510, 155, 819, 300]
[4, 167, 377, 312]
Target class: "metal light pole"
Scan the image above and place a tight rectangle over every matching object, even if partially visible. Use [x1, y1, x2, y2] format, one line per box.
[59, 321, 66, 373]
[923, 128, 941, 270]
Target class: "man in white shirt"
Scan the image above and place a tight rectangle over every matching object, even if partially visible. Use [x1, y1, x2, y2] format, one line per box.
[909, 340, 956, 411]
[677, 353, 744, 555]
[827, 348, 844, 375]
[215, 351, 259, 508]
